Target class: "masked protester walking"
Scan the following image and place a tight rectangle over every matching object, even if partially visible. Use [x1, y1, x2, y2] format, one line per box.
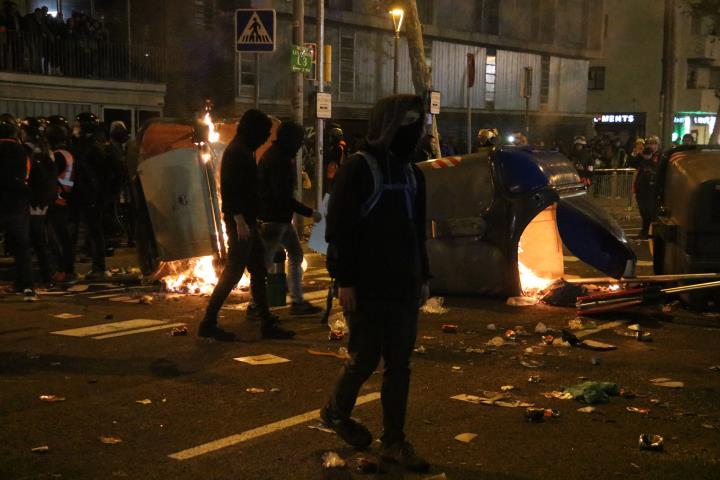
[198, 109, 295, 342]
[320, 95, 432, 473]
[22, 117, 58, 286]
[46, 116, 78, 284]
[0, 117, 37, 301]
[258, 121, 323, 316]
[634, 140, 661, 239]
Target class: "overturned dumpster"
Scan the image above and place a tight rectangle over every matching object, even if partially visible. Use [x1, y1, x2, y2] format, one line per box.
[418, 147, 636, 297]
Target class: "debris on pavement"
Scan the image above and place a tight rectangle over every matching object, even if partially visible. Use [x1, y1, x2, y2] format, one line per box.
[506, 296, 538, 307]
[234, 354, 291, 365]
[662, 304, 673, 313]
[328, 313, 348, 341]
[528, 375, 541, 383]
[414, 345, 427, 355]
[486, 323, 497, 331]
[486, 336, 505, 347]
[501, 385, 515, 391]
[39, 395, 66, 402]
[421, 297, 449, 314]
[349, 455, 379, 474]
[169, 326, 188, 336]
[465, 347, 486, 353]
[451, 393, 534, 408]
[543, 391, 574, 400]
[638, 434, 664, 452]
[139, 295, 154, 305]
[99, 436, 123, 445]
[454, 433, 478, 443]
[626, 407, 651, 414]
[52, 313, 83, 319]
[564, 381, 620, 404]
[520, 359, 544, 368]
[66, 284, 89, 292]
[534, 322, 548, 333]
[577, 406, 596, 414]
[650, 378, 684, 389]
[31, 445, 50, 453]
[322, 451, 346, 469]
[581, 339, 618, 351]
[710, 365, 720, 372]
[135, 399, 152, 405]
[451, 366, 463, 372]
[441, 324, 458, 333]
[307, 348, 350, 360]
[525, 407, 560, 422]
[561, 329, 581, 346]
[246, 388, 267, 394]
[308, 422, 335, 434]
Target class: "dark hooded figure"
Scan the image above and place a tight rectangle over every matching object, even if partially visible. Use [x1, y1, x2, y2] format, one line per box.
[199, 109, 295, 342]
[321, 95, 431, 473]
[258, 121, 323, 316]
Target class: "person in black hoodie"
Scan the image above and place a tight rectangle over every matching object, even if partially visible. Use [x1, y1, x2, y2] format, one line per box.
[320, 95, 431, 473]
[199, 109, 295, 342]
[258, 121, 323, 316]
[0, 117, 37, 301]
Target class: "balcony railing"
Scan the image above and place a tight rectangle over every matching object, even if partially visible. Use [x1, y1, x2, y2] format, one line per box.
[0, 31, 165, 83]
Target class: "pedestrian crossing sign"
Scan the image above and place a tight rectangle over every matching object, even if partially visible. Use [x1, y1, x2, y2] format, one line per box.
[235, 9, 276, 53]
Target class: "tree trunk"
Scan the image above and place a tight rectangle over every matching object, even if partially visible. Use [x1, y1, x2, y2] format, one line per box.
[402, 0, 441, 158]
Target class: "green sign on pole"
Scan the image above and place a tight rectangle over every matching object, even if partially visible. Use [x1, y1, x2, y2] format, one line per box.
[291, 44, 313, 73]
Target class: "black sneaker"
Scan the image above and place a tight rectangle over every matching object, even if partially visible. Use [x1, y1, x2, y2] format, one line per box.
[247, 304, 279, 323]
[380, 441, 430, 473]
[289, 301, 323, 316]
[320, 405, 373, 450]
[197, 322, 236, 341]
[261, 322, 296, 339]
[23, 289, 39, 303]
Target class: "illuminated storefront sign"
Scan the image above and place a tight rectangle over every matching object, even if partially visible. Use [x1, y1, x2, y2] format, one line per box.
[593, 114, 636, 124]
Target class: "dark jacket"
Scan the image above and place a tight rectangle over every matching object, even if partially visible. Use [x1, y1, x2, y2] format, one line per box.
[0, 138, 31, 215]
[258, 123, 313, 223]
[326, 95, 431, 302]
[26, 145, 58, 209]
[72, 137, 107, 208]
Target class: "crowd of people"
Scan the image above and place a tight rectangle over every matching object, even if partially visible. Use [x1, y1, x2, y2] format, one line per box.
[1, 2, 111, 76]
[0, 112, 130, 301]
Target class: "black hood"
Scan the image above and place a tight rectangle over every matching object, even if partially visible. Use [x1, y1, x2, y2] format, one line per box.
[237, 109, 272, 151]
[364, 94, 425, 154]
[274, 121, 305, 156]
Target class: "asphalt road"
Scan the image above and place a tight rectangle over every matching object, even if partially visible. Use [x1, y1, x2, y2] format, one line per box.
[1, 242, 720, 480]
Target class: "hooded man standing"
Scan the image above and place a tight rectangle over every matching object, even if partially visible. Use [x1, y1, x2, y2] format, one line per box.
[320, 95, 431, 473]
[258, 121, 323, 316]
[198, 109, 295, 342]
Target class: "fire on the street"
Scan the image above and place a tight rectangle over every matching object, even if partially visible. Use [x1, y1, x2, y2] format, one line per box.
[161, 256, 250, 295]
[518, 260, 555, 297]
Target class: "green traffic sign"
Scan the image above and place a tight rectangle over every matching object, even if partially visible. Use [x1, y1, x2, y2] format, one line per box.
[291, 44, 313, 73]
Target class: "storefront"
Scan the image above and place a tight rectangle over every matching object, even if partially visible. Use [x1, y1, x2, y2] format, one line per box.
[673, 112, 716, 144]
[592, 112, 646, 146]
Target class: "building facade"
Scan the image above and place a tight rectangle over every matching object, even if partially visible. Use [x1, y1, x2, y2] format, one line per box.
[587, 0, 720, 145]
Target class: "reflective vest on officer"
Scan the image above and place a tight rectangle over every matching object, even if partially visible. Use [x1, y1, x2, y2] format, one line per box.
[54, 149, 74, 206]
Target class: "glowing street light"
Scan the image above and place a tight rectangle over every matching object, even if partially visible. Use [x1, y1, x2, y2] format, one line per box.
[389, 8, 404, 94]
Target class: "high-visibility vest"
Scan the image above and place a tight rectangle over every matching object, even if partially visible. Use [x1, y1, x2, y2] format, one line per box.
[54, 149, 74, 206]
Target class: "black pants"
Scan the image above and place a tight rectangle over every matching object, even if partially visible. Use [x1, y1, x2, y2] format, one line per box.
[29, 213, 53, 283]
[636, 191, 656, 237]
[79, 206, 106, 273]
[204, 218, 269, 325]
[0, 212, 33, 291]
[327, 300, 419, 446]
[48, 205, 75, 275]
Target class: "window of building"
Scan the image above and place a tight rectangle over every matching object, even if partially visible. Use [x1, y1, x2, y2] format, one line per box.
[339, 33, 355, 95]
[540, 55, 550, 105]
[588, 66, 605, 90]
[485, 48, 497, 107]
[416, 0, 434, 24]
[239, 54, 256, 87]
[687, 64, 699, 89]
[475, 0, 500, 35]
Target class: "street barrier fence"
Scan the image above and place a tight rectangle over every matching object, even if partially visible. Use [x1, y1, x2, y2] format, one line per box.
[589, 168, 636, 208]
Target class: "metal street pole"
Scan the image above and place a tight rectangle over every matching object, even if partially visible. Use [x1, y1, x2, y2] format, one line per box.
[661, 0, 676, 148]
[393, 31, 400, 94]
[293, 0, 304, 233]
[315, 0, 325, 210]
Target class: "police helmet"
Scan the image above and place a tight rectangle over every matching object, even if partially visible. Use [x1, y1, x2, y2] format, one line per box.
[20, 117, 45, 139]
[0, 119, 20, 139]
[109, 120, 129, 144]
[573, 135, 587, 145]
[45, 123, 70, 146]
[327, 126, 344, 141]
[75, 112, 100, 137]
[47, 115, 70, 128]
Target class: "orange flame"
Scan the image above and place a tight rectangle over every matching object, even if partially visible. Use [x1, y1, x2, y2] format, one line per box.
[517, 242, 555, 296]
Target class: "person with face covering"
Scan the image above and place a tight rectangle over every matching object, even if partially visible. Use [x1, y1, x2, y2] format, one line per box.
[634, 146, 659, 239]
[198, 109, 295, 342]
[320, 95, 431, 473]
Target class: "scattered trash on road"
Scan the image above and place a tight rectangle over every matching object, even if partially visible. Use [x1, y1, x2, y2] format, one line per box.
[528, 375, 541, 383]
[307, 348, 350, 360]
[308, 422, 335, 434]
[451, 366, 463, 373]
[701, 423, 717, 430]
[135, 399, 152, 405]
[350, 455, 379, 474]
[486, 323, 497, 331]
[454, 433, 477, 443]
[710, 365, 720, 372]
[525, 407, 560, 422]
[441, 324, 458, 333]
[99, 436, 123, 445]
[650, 378, 684, 389]
[501, 385, 515, 392]
[465, 347, 486, 353]
[577, 406, 596, 414]
[66, 284, 89, 292]
[421, 297, 449, 314]
[322, 451, 346, 469]
[626, 407, 651, 414]
[170, 326, 188, 336]
[564, 381, 620, 404]
[39, 395, 65, 402]
[246, 388, 267, 394]
[638, 434, 664, 452]
[451, 393, 534, 408]
[506, 296, 538, 307]
[31, 445, 49, 453]
[542, 391, 574, 400]
[139, 295, 154, 305]
[486, 336, 505, 347]
[520, 359, 544, 368]
[534, 322, 548, 333]
[52, 313, 83, 319]
[568, 318, 596, 330]
[234, 354, 291, 365]
[581, 340, 618, 351]
[414, 346, 427, 355]
[328, 313, 348, 341]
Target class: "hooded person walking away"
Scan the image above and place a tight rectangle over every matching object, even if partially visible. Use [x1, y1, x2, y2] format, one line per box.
[320, 95, 432, 473]
[258, 120, 323, 316]
[198, 109, 295, 342]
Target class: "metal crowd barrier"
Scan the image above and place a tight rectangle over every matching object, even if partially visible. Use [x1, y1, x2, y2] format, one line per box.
[589, 168, 637, 208]
[0, 31, 165, 83]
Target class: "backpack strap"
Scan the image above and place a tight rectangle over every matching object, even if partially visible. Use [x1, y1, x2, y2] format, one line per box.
[357, 151, 384, 218]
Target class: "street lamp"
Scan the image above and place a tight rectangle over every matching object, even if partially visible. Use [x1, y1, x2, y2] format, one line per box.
[389, 8, 404, 94]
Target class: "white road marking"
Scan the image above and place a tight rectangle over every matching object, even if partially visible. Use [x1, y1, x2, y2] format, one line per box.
[92, 323, 186, 340]
[51, 319, 168, 337]
[168, 392, 381, 460]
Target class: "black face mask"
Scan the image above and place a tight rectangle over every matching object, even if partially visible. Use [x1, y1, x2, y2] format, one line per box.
[390, 119, 424, 158]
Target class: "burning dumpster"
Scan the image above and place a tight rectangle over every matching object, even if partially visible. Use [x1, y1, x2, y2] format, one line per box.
[652, 145, 720, 308]
[418, 147, 637, 297]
